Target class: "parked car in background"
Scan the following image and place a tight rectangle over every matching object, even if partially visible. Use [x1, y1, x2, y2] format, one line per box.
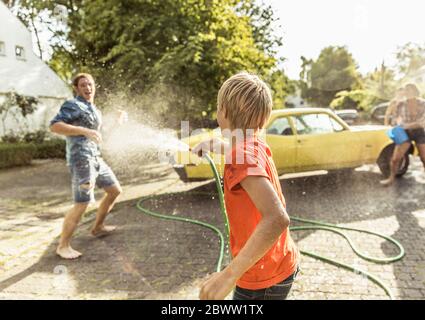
[173, 108, 417, 181]
[334, 109, 359, 125]
[370, 102, 389, 124]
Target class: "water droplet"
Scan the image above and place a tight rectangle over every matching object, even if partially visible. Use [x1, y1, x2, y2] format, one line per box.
[53, 265, 67, 275]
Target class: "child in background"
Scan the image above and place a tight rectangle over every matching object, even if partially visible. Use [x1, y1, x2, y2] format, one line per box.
[192, 72, 299, 300]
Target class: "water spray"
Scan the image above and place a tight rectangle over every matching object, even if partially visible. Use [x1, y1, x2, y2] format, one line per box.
[136, 145, 405, 299]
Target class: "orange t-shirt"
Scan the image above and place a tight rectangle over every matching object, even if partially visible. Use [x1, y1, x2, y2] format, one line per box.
[224, 136, 299, 290]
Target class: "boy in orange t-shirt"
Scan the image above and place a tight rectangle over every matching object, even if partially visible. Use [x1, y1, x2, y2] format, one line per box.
[192, 72, 299, 300]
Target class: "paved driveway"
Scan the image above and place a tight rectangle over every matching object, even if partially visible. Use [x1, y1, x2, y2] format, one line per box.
[0, 158, 424, 299]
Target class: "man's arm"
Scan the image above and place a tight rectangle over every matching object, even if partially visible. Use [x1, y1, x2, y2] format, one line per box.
[199, 176, 290, 300]
[50, 122, 102, 144]
[401, 106, 425, 129]
[402, 121, 424, 130]
[384, 101, 396, 126]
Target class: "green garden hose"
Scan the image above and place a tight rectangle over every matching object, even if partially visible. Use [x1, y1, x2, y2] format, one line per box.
[136, 153, 404, 300]
[137, 191, 228, 273]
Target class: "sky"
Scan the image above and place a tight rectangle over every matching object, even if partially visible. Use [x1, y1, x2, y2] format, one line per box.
[268, 0, 425, 79]
[20, 0, 425, 81]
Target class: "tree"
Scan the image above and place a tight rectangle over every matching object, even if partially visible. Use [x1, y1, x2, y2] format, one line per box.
[395, 42, 425, 79]
[298, 56, 313, 102]
[363, 62, 398, 101]
[0, 92, 39, 135]
[5, 0, 291, 127]
[64, 0, 285, 127]
[394, 42, 425, 96]
[238, 0, 283, 59]
[299, 46, 362, 107]
[268, 69, 296, 109]
[330, 90, 382, 112]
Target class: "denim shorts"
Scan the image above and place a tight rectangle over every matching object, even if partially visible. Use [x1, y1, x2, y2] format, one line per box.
[233, 266, 300, 300]
[406, 128, 425, 145]
[69, 157, 119, 203]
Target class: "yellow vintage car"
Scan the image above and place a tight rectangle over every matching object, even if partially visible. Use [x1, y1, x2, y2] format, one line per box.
[173, 108, 416, 181]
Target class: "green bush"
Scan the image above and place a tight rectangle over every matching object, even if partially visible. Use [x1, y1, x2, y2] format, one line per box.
[1, 133, 22, 144]
[0, 143, 36, 169]
[330, 89, 386, 112]
[23, 130, 47, 144]
[33, 139, 66, 159]
[0, 139, 66, 169]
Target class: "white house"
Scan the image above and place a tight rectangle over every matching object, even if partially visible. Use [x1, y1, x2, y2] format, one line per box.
[0, 1, 72, 137]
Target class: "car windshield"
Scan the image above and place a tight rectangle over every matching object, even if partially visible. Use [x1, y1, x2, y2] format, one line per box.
[267, 117, 293, 135]
[294, 113, 343, 134]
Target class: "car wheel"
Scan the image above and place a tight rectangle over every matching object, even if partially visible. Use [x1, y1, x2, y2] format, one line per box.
[377, 145, 410, 178]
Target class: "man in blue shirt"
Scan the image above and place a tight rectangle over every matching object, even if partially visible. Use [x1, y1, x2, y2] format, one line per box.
[50, 73, 126, 259]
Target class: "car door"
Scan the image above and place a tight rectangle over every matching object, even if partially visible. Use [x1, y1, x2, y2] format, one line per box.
[292, 112, 361, 171]
[265, 116, 297, 174]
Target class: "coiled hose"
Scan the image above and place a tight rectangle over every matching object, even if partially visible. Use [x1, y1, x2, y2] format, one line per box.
[136, 153, 404, 299]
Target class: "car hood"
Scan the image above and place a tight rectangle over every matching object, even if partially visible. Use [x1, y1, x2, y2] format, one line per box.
[350, 124, 389, 132]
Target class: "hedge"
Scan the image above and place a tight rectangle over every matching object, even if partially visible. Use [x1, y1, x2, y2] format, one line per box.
[0, 143, 36, 169]
[0, 139, 66, 169]
[33, 139, 66, 159]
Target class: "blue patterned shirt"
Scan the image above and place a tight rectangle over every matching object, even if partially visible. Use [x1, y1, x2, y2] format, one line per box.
[50, 96, 102, 165]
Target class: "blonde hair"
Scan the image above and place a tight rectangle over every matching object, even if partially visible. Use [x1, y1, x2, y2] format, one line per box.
[72, 73, 95, 88]
[217, 72, 273, 131]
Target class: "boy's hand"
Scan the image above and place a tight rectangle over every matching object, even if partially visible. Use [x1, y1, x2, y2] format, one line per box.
[191, 139, 213, 158]
[199, 268, 238, 300]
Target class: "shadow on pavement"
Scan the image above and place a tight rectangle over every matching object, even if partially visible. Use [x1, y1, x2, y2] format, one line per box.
[0, 185, 224, 298]
[283, 167, 425, 299]
[380, 175, 425, 299]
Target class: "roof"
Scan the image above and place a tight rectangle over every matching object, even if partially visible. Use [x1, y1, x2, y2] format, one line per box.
[335, 109, 358, 115]
[0, 58, 72, 99]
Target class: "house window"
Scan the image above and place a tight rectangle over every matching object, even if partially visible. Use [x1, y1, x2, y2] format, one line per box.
[15, 46, 25, 60]
[0, 41, 5, 56]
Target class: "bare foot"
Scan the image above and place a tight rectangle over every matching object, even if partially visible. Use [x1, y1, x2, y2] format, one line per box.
[380, 178, 394, 186]
[91, 225, 117, 237]
[56, 246, 82, 259]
